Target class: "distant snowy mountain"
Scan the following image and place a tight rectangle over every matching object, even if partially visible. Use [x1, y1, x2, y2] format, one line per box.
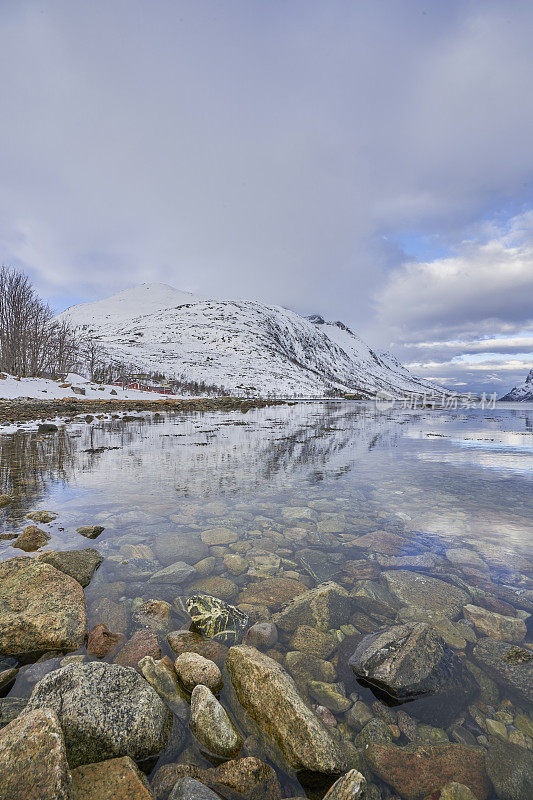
[57, 283, 447, 399]
[500, 369, 533, 402]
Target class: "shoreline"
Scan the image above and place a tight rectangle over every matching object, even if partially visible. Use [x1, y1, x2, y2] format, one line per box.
[0, 396, 286, 426]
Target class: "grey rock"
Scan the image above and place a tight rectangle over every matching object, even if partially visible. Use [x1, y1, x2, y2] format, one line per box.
[344, 701, 374, 732]
[273, 581, 351, 633]
[149, 561, 196, 585]
[169, 778, 222, 800]
[323, 770, 366, 800]
[26, 661, 172, 767]
[382, 571, 470, 619]
[37, 548, 103, 587]
[473, 638, 533, 704]
[485, 736, 533, 800]
[0, 697, 28, 729]
[153, 533, 209, 566]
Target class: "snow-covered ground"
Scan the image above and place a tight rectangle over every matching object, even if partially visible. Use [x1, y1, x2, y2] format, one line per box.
[0, 372, 179, 401]
[57, 283, 448, 399]
[500, 368, 533, 401]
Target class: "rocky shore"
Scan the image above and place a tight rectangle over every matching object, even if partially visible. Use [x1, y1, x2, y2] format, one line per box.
[1, 495, 532, 800]
[0, 396, 285, 426]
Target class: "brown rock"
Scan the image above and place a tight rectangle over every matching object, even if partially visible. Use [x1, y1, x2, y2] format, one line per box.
[238, 577, 307, 610]
[0, 708, 72, 799]
[175, 651, 222, 692]
[0, 556, 86, 656]
[167, 629, 228, 666]
[71, 756, 153, 800]
[188, 576, 239, 601]
[353, 530, 408, 555]
[26, 510, 57, 523]
[365, 742, 491, 800]
[114, 629, 161, 668]
[289, 625, 338, 658]
[463, 604, 526, 643]
[13, 524, 50, 552]
[76, 525, 105, 539]
[87, 623, 123, 658]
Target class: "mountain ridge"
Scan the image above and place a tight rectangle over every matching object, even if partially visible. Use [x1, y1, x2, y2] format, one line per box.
[500, 368, 533, 402]
[57, 283, 448, 399]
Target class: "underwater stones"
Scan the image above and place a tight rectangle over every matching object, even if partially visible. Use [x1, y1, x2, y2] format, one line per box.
[350, 580, 398, 617]
[445, 548, 487, 570]
[167, 629, 228, 666]
[114, 629, 161, 668]
[463, 604, 526, 643]
[307, 681, 352, 713]
[238, 577, 307, 610]
[354, 718, 393, 747]
[297, 548, 343, 582]
[365, 742, 491, 800]
[382, 571, 470, 618]
[37, 548, 103, 587]
[0, 708, 71, 800]
[0, 556, 86, 656]
[13, 524, 50, 551]
[244, 621, 278, 648]
[71, 756, 154, 800]
[169, 778, 221, 800]
[353, 529, 408, 555]
[349, 622, 465, 704]
[282, 506, 318, 523]
[138, 655, 189, 720]
[344, 700, 374, 732]
[186, 594, 249, 645]
[190, 684, 243, 758]
[224, 553, 248, 574]
[152, 757, 281, 800]
[153, 533, 208, 566]
[189, 576, 238, 602]
[322, 770, 366, 800]
[76, 525, 105, 539]
[132, 598, 172, 631]
[86, 623, 123, 657]
[148, 560, 196, 585]
[27, 510, 57, 523]
[201, 527, 238, 546]
[285, 650, 337, 686]
[226, 645, 349, 774]
[175, 652, 222, 692]
[27, 661, 172, 768]
[485, 736, 533, 800]
[472, 639, 533, 704]
[273, 581, 351, 632]
[289, 625, 338, 658]
[90, 596, 128, 635]
[376, 553, 439, 569]
[0, 493, 13, 507]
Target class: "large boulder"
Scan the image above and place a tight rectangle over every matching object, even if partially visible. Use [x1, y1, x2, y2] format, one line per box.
[365, 742, 491, 800]
[0, 708, 72, 800]
[473, 639, 533, 704]
[382, 571, 470, 619]
[226, 645, 349, 774]
[0, 556, 87, 656]
[272, 582, 351, 632]
[26, 661, 172, 767]
[485, 736, 533, 800]
[71, 756, 153, 800]
[37, 547, 103, 587]
[349, 623, 474, 725]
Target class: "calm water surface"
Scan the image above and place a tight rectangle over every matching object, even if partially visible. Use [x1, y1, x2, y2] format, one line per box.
[1, 401, 532, 796]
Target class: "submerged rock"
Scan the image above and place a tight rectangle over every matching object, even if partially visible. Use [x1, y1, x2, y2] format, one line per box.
[201, 527, 238, 545]
[169, 778, 222, 800]
[226, 645, 349, 774]
[37, 547, 103, 587]
[473, 639, 533, 704]
[138, 655, 189, 720]
[26, 661, 172, 767]
[152, 757, 281, 800]
[485, 735, 533, 800]
[76, 525, 105, 539]
[148, 560, 196, 585]
[71, 756, 153, 800]
[365, 742, 491, 800]
[27, 510, 57, 523]
[186, 594, 249, 645]
[153, 533, 208, 566]
[238, 577, 307, 610]
[189, 576, 239, 602]
[463, 604, 526, 643]
[174, 651, 222, 692]
[382, 571, 470, 619]
[289, 625, 338, 658]
[0, 708, 71, 800]
[0, 556, 86, 656]
[273, 581, 351, 632]
[190, 684, 243, 758]
[114, 629, 161, 668]
[167, 629, 228, 665]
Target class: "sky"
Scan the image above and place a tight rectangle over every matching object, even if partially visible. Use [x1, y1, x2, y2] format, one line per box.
[1, 0, 532, 395]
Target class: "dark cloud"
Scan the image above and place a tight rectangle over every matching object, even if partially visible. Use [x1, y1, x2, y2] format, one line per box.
[1, 0, 533, 393]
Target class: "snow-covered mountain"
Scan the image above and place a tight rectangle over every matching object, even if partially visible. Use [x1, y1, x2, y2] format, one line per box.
[500, 369, 533, 402]
[57, 283, 447, 398]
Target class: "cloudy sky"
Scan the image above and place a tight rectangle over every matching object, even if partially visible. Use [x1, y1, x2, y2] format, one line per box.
[1, 0, 532, 394]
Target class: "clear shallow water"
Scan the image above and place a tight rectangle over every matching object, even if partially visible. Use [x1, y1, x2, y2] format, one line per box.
[1, 402, 532, 796]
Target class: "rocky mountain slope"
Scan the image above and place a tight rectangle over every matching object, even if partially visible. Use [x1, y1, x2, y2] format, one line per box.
[500, 368, 533, 401]
[58, 283, 446, 398]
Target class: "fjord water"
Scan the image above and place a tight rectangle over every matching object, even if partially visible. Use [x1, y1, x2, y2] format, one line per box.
[1, 401, 532, 796]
